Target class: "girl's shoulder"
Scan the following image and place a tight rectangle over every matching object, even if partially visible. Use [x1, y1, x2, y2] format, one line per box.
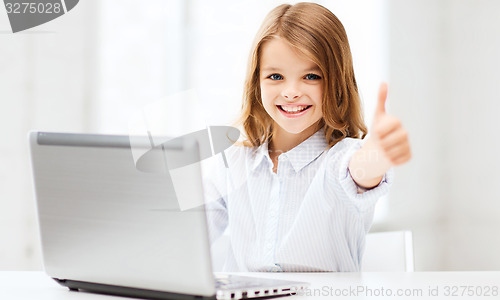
[324, 137, 365, 159]
[225, 142, 255, 159]
[331, 136, 364, 149]
[208, 142, 256, 170]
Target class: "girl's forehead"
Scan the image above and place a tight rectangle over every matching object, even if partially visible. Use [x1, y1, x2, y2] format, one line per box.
[260, 38, 319, 71]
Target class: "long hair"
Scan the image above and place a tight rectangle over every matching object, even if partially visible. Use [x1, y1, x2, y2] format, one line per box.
[237, 2, 367, 148]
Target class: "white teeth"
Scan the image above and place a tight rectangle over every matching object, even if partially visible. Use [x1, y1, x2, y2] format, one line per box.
[281, 105, 308, 113]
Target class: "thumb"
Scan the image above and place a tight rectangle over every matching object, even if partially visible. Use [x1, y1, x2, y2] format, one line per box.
[375, 82, 388, 117]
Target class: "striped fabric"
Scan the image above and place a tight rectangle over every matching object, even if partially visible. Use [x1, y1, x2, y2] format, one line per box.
[202, 127, 393, 272]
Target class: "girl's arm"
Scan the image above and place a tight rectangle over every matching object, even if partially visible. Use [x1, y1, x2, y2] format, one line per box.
[348, 83, 412, 189]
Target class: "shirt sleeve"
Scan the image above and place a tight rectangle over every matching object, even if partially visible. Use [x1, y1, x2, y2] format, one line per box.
[326, 137, 394, 213]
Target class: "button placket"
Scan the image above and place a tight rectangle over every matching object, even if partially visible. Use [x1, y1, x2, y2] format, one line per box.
[264, 173, 280, 263]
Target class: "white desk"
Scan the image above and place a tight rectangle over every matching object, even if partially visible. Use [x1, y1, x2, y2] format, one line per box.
[1, 271, 499, 299]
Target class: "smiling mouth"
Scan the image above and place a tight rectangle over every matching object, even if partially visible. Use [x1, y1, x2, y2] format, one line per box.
[277, 105, 312, 114]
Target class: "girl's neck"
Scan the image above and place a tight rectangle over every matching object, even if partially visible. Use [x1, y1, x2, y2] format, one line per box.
[269, 122, 321, 155]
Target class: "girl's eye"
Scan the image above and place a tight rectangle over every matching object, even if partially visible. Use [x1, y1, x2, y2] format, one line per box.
[305, 73, 321, 80]
[268, 74, 283, 80]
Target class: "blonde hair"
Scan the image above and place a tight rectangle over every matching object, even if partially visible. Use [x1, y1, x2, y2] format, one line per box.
[237, 2, 367, 148]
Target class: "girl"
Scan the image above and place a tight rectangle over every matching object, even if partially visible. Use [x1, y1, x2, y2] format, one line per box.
[204, 2, 411, 272]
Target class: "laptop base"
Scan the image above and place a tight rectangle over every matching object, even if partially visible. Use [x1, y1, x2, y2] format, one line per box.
[53, 278, 217, 300]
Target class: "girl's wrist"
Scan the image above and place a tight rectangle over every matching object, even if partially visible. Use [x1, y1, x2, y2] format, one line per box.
[348, 137, 392, 188]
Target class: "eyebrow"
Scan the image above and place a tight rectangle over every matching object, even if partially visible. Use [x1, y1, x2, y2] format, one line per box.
[261, 66, 322, 73]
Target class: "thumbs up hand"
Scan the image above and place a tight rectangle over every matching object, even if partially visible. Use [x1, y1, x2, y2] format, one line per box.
[348, 83, 411, 189]
[371, 83, 411, 167]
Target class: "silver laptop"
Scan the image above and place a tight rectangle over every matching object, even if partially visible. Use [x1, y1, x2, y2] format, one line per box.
[28, 131, 308, 300]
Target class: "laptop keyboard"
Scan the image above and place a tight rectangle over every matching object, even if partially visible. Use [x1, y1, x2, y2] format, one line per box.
[215, 276, 263, 290]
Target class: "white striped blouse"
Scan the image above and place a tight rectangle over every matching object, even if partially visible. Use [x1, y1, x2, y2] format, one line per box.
[203, 127, 393, 272]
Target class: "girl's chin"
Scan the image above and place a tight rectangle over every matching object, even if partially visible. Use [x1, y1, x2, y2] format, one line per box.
[275, 122, 316, 135]
[273, 117, 323, 134]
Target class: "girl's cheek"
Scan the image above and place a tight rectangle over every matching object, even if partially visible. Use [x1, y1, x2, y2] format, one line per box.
[261, 88, 273, 101]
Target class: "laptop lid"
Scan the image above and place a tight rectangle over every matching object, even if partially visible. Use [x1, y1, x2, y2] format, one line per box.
[29, 131, 216, 297]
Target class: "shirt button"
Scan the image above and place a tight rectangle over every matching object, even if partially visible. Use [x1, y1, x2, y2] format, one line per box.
[271, 264, 282, 272]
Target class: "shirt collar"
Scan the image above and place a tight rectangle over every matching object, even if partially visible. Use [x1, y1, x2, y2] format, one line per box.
[251, 139, 272, 171]
[251, 127, 328, 173]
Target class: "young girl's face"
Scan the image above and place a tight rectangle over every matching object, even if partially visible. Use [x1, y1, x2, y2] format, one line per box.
[259, 37, 324, 135]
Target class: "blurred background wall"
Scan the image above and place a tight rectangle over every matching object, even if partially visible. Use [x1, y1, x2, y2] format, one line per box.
[0, 0, 499, 271]
[376, 0, 500, 271]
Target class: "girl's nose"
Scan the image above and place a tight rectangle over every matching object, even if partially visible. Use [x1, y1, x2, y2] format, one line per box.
[281, 83, 302, 100]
